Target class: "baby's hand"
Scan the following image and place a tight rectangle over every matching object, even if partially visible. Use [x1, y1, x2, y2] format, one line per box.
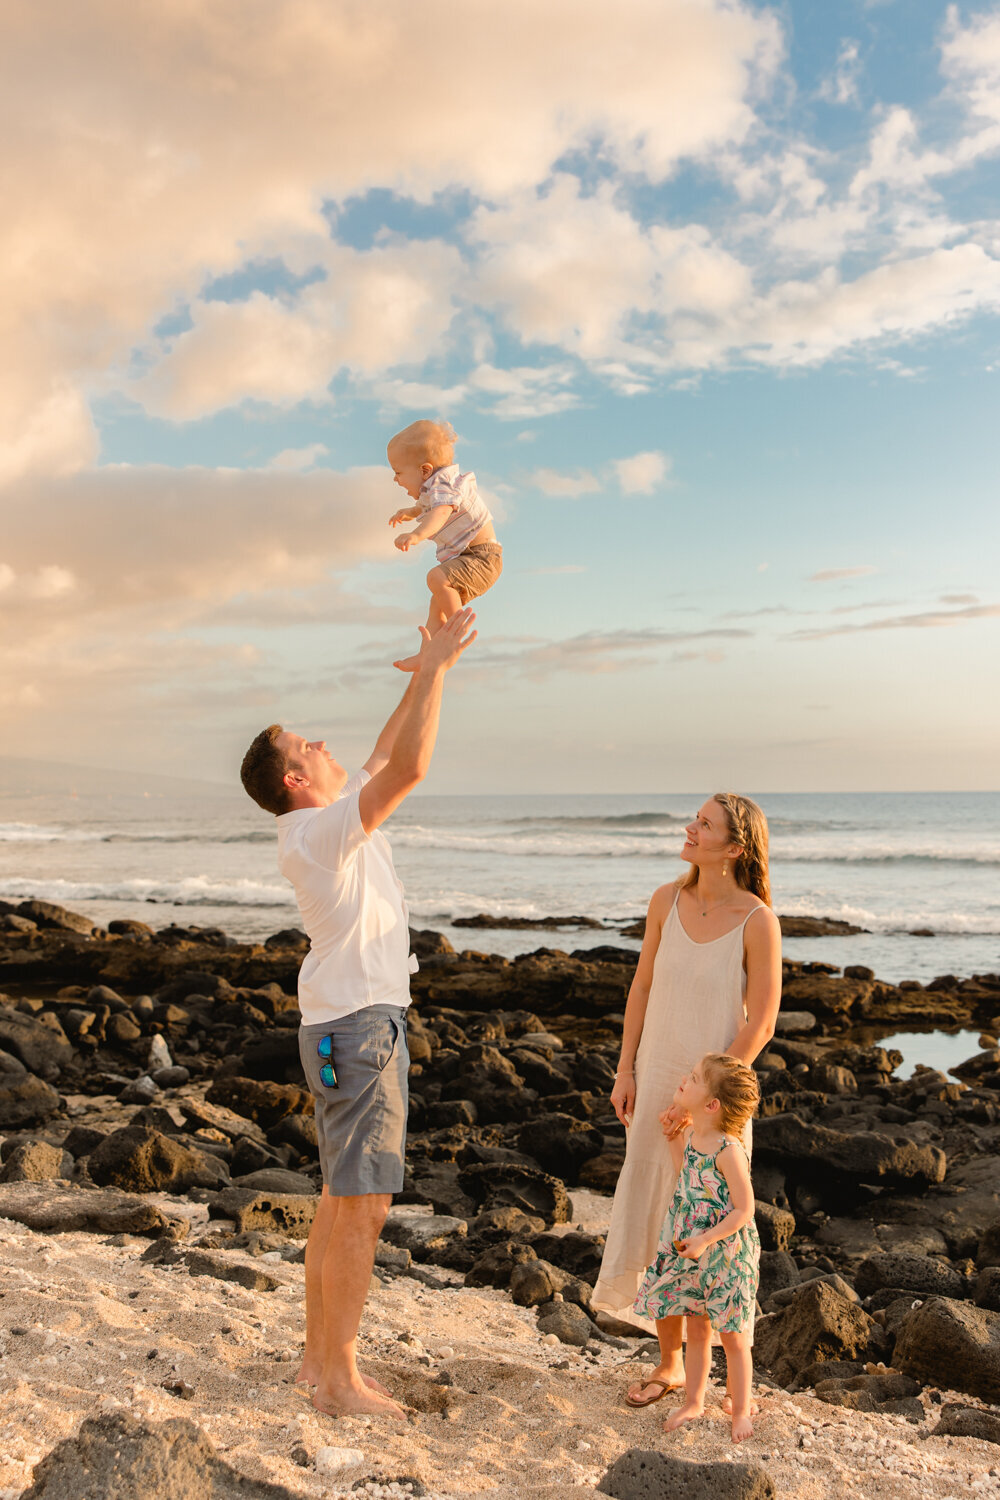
[394, 533, 417, 552]
[389, 509, 412, 527]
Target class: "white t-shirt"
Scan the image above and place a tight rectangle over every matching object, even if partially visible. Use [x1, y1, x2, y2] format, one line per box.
[276, 771, 417, 1024]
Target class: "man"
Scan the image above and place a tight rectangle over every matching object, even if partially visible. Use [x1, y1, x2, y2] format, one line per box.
[239, 609, 477, 1420]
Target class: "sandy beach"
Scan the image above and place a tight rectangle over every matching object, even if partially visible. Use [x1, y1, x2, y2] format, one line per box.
[1, 903, 999, 1496]
[2, 1194, 999, 1500]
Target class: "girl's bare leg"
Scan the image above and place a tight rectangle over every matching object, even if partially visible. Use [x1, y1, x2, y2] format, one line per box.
[663, 1317, 712, 1431]
[394, 568, 463, 671]
[720, 1330, 754, 1442]
[627, 1316, 685, 1404]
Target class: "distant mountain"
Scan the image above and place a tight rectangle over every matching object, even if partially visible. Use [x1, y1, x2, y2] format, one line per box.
[0, 755, 236, 801]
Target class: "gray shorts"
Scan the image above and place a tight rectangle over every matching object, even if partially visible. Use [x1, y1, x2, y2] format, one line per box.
[298, 1005, 409, 1196]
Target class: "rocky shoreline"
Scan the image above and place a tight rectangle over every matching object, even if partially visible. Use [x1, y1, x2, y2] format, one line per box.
[2, 897, 1000, 1497]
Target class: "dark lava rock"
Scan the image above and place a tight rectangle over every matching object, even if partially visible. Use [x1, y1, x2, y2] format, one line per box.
[976, 1219, 1000, 1270]
[206, 1076, 313, 1129]
[0, 1005, 74, 1078]
[453, 913, 604, 930]
[855, 1252, 965, 1300]
[457, 1162, 571, 1227]
[0, 1181, 175, 1236]
[531, 1230, 606, 1285]
[813, 1370, 922, 1413]
[0, 1052, 61, 1128]
[790, 1358, 864, 1392]
[0, 1141, 70, 1183]
[779, 916, 866, 937]
[465, 1240, 539, 1289]
[974, 1268, 1000, 1312]
[89, 1126, 229, 1194]
[780, 974, 873, 1015]
[578, 1151, 624, 1192]
[208, 1187, 317, 1238]
[509, 1258, 592, 1309]
[754, 1200, 795, 1252]
[18, 899, 99, 935]
[536, 1300, 595, 1347]
[894, 1296, 1000, 1402]
[933, 1403, 1000, 1445]
[231, 1168, 316, 1195]
[20, 1410, 307, 1499]
[598, 1449, 775, 1500]
[758, 1250, 799, 1305]
[753, 1280, 876, 1387]
[754, 1112, 946, 1189]
[517, 1113, 604, 1181]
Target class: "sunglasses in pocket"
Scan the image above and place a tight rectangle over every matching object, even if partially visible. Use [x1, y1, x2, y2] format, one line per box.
[317, 1034, 338, 1088]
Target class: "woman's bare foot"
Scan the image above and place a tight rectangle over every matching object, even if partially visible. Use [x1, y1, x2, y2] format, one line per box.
[663, 1400, 705, 1432]
[312, 1380, 407, 1421]
[722, 1392, 760, 1417]
[731, 1412, 754, 1443]
[627, 1358, 685, 1408]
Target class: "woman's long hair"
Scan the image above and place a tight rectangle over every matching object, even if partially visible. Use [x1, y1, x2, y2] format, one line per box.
[681, 792, 771, 907]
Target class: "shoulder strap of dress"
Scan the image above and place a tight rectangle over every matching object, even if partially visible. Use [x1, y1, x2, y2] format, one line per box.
[740, 903, 767, 932]
[718, 1134, 750, 1162]
[668, 882, 681, 914]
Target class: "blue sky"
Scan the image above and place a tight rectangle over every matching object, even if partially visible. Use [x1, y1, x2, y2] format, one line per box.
[2, 0, 998, 791]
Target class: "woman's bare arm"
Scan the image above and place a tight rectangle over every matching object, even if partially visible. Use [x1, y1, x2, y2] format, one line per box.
[609, 883, 674, 1126]
[726, 906, 781, 1066]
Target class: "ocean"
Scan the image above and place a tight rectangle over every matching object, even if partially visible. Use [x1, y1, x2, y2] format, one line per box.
[0, 782, 997, 988]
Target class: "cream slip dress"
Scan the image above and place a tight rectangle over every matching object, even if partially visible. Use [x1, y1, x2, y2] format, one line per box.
[592, 887, 761, 1329]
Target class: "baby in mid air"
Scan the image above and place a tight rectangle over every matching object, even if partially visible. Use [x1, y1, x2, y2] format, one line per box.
[388, 419, 502, 671]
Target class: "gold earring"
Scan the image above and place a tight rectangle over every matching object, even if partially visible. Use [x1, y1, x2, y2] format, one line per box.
[722, 861, 728, 878]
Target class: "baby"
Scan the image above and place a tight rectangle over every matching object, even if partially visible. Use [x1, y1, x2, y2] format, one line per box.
[388, 419, 502, 672]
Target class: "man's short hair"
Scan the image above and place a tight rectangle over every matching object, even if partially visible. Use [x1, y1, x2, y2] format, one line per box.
[240, 724, 293, 815]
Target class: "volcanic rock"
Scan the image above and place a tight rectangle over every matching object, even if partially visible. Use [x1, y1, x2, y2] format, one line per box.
[516, 1113, 604, 1181]
[598, 1449, 775, 1500]
[753, 1279, 877, 1387]
[88, 1125, 229, 1194]
[855, 1252, 965, 1299]
[753, 1112, 946, 1189]
[0, 1140, 70, 1182]
[0, 1004, 73, 1078]
[0, 1180, 176, 1235]
[894, 1296, 1000, 1402]
[0, 1051, 61, 1128]
[208, 1186, 317, 1238]
[206, 1076, 313, 1129]
[457, 1161, 571, 1226]
[21, 1410, 307, 1499]
[933, 1403, 1000, 1444]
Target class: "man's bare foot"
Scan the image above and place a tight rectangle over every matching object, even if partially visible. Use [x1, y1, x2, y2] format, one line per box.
[722, 1393, 760, 1417]
[393, 653, 421, 673]
[663, 1400, 705, 1432]
[731, 1412, 754, 1443]
[313, 1381, 407, 1421]
[295, 1367, 389, 1398]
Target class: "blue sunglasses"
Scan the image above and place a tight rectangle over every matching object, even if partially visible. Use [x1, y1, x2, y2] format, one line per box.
[317, 1034, 338, 1089]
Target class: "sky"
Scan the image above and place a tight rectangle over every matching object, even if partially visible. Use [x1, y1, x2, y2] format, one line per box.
[2, 0, 999, 794]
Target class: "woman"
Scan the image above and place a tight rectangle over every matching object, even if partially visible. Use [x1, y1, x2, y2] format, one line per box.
[591, 792, 781, 1407]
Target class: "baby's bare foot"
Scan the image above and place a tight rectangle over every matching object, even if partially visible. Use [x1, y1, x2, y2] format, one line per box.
[731, 1412, 754, 1443]
[663, 1400, 705, 1432]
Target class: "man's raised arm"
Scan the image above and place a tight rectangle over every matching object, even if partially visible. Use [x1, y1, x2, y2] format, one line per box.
[358, 609, 477, 835]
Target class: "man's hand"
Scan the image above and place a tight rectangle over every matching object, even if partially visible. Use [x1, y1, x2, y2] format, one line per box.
[414, 608, 477, 674]
[389, 508, 415, 527]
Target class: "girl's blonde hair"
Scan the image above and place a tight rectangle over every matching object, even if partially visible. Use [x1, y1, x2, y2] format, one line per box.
[681, 791, 771, 907]
[701, 1052, 760, 1136]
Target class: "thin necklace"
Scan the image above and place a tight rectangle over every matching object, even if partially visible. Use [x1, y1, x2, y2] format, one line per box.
[699, 889, 729, 917]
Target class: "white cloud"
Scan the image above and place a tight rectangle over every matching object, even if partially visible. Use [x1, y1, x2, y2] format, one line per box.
[809, 566, 878, 582]
[614, 451, 671, 494]
[792, 600, 1000, 639]
[819, 40, 862, 106]
[529, 468, 601, 497]
[268, 443, 329, 472]
[0, 0, 779, 479]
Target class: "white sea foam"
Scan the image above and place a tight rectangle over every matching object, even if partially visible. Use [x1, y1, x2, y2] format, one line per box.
[0, 874, 294, 908]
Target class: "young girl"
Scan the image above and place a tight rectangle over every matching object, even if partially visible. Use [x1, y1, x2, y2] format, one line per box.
[631, 1052, 761, 1443]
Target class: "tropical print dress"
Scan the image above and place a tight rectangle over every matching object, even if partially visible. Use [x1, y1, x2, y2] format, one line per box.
[633, 1131, 760, 1334]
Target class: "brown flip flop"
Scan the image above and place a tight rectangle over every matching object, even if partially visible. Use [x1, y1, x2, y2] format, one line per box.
[625, 1378, 680, 1408]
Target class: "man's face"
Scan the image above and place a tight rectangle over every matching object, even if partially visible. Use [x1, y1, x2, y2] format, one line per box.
[275, 731, 348, 803]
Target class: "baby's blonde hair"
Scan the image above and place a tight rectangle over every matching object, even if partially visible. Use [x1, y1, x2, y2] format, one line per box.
[388, 418, 456, 468]
[701, 1052, 760, 1136]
